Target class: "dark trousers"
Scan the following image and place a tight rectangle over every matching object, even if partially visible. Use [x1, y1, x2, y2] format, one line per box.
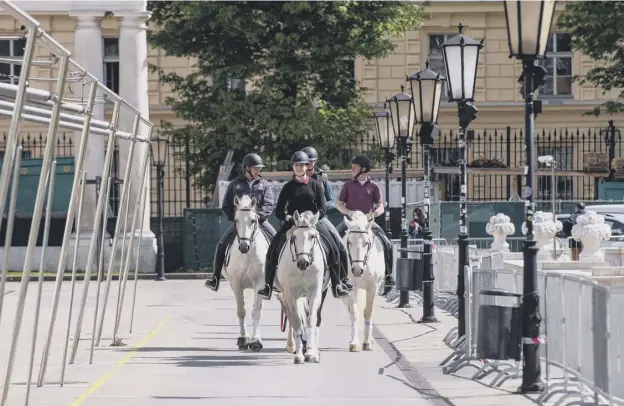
[211, 220, 276, 279]
[337, 220, 394, 277]
[263, 220, 342, 294]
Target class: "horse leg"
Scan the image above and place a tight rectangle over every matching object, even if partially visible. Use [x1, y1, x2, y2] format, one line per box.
[249, 291, 264, 352]
[315, 288, 328, 349]
[286, 319, 295, 354]
[232, 286, 250, 350]
[362, 285, 377, 351]
[287, 297, 305, 364]
[304, 293, 322, 363]
[347, 287, 361, 352]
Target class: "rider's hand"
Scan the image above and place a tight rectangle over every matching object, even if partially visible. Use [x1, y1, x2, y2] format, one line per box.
[366, 213, 375, 222]
[285, 215, 293, 223]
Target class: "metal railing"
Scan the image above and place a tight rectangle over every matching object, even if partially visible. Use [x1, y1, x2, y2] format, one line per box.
[436, 256, 624, 405]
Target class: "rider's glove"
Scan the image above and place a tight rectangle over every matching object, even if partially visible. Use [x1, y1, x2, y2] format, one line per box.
[366, 212, 375, 222]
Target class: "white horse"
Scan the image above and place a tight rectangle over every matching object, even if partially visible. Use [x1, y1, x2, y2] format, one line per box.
[275, 210, 329, 364]
[343, 211, 385, 352]
[222, 195, 271, 351]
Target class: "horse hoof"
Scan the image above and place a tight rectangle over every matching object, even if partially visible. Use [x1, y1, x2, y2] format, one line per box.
[306, 352, 320, 363]
[237, 336, 251, 350]
[362, 342, 373, 351]
[250, 340, 263, 352]
[349, 343, 361, 352]
[294, 355, 305, 364]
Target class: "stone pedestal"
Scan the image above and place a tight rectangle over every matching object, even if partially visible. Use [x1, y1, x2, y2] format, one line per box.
[66, 230, 157, 274]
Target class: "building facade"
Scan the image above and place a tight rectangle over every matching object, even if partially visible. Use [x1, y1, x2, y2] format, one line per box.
[0, 1, 622, 218]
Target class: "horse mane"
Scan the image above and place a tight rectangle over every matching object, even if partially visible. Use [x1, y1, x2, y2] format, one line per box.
[237, 195, 255, 210]
[347, 211, 370, 232]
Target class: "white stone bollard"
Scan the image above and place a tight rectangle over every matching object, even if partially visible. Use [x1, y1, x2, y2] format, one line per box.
[572, 211, 612, 263]
[485, 213, 515, 252]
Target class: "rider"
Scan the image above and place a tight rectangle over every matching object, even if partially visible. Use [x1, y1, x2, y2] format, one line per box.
[205, 153, 276, 292]
[336, 155, 396, 290]
[302, 146, 353, 291]
[257, 151, 350, 300]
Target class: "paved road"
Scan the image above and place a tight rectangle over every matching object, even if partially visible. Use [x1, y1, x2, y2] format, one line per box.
[0, 279, 437, 406]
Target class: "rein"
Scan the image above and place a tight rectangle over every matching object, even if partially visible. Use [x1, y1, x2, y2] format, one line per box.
[346, 229, 374, 267]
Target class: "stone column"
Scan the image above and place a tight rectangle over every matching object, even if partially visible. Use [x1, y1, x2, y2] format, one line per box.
[117, 11, 157, 273]
[69, 12, 105, 232]
[117, 11, 152, 233]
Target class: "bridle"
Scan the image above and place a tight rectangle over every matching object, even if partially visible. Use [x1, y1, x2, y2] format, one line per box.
[234, 207, 259, 246]
[289, 225, 318, 264]
[346, 229, 373, 267]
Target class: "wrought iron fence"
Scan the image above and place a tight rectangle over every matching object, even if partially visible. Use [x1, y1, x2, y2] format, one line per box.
[0, 132, 74, 159]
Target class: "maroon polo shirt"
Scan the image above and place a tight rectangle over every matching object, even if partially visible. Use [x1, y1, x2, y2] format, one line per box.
[338, 177, 382, 213]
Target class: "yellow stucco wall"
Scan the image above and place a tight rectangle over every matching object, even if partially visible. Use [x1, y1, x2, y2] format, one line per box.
[0, 4, 621, 209]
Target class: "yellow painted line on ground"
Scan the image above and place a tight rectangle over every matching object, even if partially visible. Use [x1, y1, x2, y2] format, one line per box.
[70, 315, 171, 406]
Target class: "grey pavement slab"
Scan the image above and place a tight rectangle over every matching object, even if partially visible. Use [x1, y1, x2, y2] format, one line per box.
[0, 279, 540, 405]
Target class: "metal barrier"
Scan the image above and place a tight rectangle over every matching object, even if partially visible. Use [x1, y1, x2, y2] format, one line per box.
[0, 2, 154, 404]
[438, 262, 624, 405]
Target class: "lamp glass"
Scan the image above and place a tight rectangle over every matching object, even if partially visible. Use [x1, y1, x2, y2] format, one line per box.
[443, 44, 479, 101]
[504, 0, 557, 58]
[151, 135, 169, 166]
[388, 88, 414, 139]
[416, 78, 444, 124]
[374, 111, 394, 149]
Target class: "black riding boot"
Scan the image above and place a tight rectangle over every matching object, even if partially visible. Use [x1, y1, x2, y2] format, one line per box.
[329, 261, 350, 299]
[257, 259, 278, 300]
[382, 234, 395, 288]
[205, 242, 228, 291]
[337, 243, 354, 291]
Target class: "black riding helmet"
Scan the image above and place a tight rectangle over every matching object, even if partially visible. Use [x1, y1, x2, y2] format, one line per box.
[242, 153, 264, 168]
[291, 151, 310, 165]
[302, 146, 318, 161]
[351, 155, 372, 174]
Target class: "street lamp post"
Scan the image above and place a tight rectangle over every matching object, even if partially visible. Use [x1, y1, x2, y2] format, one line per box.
[387, 85, 415, 308]
[150, 133, 170, 281]
[373, 105, 396, 239]
[503, 0, 556, 392]
[440, 23, 484, 338]
[407, 60, 445, 323]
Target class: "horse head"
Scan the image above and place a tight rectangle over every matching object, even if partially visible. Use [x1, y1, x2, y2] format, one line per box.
[233, 194, 258, 254]
[290, 210, 320, 271]
[344, 211, 374, 276]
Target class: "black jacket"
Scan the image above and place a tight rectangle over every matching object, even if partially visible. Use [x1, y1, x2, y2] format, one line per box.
[222, 176, 274, 221]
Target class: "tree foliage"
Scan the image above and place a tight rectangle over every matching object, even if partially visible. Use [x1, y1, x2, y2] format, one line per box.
[148, 1, 427, 193]
[558, 1, 624, 115]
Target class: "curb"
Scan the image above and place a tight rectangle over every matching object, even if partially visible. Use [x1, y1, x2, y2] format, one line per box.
[4, 272, 210, 283]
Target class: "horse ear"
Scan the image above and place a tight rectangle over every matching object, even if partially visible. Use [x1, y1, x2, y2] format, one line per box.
[344, 218, 353, 229]
[366, 219, 375, 230]
[250, 196, 257, 208]
[311, 211, 320, 225]
[233, 195, 240, 208]
[293, 210, 300, 224]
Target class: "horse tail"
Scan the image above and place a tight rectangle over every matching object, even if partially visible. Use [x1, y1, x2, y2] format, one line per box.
[295, 296, 309, 327]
